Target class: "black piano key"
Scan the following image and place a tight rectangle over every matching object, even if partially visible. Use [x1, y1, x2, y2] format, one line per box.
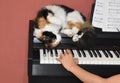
[70, 49, 73, 54]
[61, 49, 65, 53]
[43, 49, 46, 56]
[92, 50, 98, 57]
[55, 49, 58, 57]
[114, 50, 120, 58]
[81, 50, 86, 57]
[88, 50, 93, 57]
[117, 50, 120, 55]
[116, 50, 120, 57]
[106, 50, 113, 58]
[43, 49, 45, 54]
[96, 50, 102, 58]
[102, 50, 109, 58]
[118, 50, 120, 54]
[77, 49, 81, 57]
[47, 49, 50, 53]
[70, 49, 74, 57]
[46, 49, 50, 56]
[50, 49, 53, 57]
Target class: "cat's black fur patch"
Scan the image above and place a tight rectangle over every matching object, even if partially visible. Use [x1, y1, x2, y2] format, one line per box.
[59, 5, 86, 21]
[42, 31, 56, 43]
[74, 30, 96, 48]
[59, 5, 74, 14]
[34, 8, 54, 28]
[36, 8, 54, 20]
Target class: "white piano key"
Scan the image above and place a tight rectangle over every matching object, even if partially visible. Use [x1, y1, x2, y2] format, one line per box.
[90, 50, 101, 64]
[115, 50, 120, 57]
[44, 49, 49, 64]
[52, 49, 59, 64]
[78, 50, 88, 64]
[56, 49, 62, 64]
[64, 49, 66, 53]
[72, 50, 79, 58]
[39, 48, 120, 65]
[105, 50, 119, 64]
[84, 50, 92, 64]
[57, 49, 62, 57]
[47, 50, 53, 64]
[110, 50, 120, 64]
[94, 50, 103, 64]
[79, 50, 85, 64]
[99, 50, 111, 64]
[40, 49, 45, 64]
[73, 50, 84, 64]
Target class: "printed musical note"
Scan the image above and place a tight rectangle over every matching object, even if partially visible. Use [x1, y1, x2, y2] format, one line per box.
[92, 0, 120, 32]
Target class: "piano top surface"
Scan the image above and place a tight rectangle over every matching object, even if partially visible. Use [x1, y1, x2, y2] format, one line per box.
[29, 20, 120, 49]
[28, 21, 120, 78]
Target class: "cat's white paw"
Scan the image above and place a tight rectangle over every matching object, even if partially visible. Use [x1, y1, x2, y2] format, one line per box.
[67, 31, 74, 37]
[72, 34, 79, 42]
[51, 34, 61, 47]
[51, 41, 59, 47]
[34, 29, 42, 38]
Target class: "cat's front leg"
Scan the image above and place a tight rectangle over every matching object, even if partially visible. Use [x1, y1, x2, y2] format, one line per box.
[61, 26, 80, 37]
[51, 34, 62, 47]
[71, 27, 79, 36]
[34, 28, 42, 38]
[61, 28, 74, 37]
[47, 13, 63, 26]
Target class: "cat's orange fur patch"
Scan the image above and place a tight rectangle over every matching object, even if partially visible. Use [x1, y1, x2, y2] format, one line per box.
[67, 21, 83, 29]
[37, 17, 49, 29]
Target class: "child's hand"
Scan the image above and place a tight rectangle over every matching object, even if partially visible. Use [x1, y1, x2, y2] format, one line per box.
[56, 49, 78, 71]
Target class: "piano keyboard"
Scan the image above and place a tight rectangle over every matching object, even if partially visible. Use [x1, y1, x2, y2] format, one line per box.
[39, 49, 120, 65]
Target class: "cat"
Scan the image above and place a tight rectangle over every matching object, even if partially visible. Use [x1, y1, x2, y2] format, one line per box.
[34, 22, 62, 48]
[34, 4, 94, 48]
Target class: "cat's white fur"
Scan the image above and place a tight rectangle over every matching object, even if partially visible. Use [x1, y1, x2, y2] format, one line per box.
[46, 5, 85, 37]
[34, 23, 62, 47]
[34, 5, 85, 47]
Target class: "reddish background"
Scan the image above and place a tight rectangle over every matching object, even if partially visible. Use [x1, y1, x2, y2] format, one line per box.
[0, 0, 95, 83]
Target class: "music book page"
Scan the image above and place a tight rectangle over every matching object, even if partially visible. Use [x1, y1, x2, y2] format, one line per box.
[92, 0, 120, 32]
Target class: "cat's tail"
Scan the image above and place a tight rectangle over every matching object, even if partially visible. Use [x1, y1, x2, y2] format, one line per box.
[72, 21, 96, 48]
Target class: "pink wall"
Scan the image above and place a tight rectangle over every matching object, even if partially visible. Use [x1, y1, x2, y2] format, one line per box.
[0, 0, 95, 83]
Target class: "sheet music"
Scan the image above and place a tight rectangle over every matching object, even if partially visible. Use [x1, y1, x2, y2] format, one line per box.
[92, 0, 120, 32]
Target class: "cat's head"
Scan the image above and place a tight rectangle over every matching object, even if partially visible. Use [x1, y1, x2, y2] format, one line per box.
[34, 28, 61, 48]
[40, 31, 57, 47]
[34, 8, 54, 29]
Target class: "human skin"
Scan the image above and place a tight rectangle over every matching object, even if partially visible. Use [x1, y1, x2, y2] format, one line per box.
[56, 49, 120, 83]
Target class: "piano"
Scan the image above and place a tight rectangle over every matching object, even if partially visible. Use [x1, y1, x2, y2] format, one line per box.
[28, 20, 120, 83]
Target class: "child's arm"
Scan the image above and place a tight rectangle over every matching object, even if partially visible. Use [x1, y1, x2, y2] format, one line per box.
[56, 49, 120, 83]
[69, 65, 105, 83]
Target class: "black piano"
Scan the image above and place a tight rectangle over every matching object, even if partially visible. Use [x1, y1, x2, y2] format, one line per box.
[28, 19, 120, 83]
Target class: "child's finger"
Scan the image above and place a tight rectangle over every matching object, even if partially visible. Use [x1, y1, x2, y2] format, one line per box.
[74, 58, 79, 64]
[66, 49, 72, 56]
[56, 58, 61, 63]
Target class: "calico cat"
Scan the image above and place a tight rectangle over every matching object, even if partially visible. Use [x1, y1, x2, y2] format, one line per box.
[34, 22, 62, 48]
[34, 4, 94, 48]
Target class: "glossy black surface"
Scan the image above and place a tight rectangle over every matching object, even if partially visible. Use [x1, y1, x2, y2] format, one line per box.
[28, 20, 120, 83]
